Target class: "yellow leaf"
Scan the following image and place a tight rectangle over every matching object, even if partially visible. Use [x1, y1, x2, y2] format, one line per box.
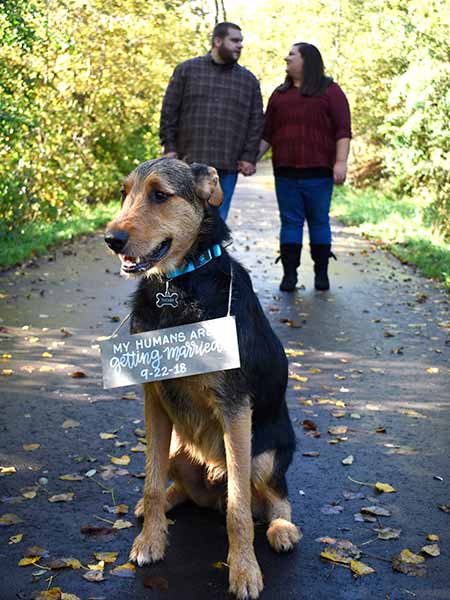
[22, 490, 37, 499]
[19, 556, 40, 566]
[131, 444, 146, 453]
[42, 352, 53, 358]
[289, 374, 308, 382]
[398, 549, 425, 564]
[2, 353, 12, 359]
[308, 368, 321, 374]
[27, 337, 40, 344]
[426, 367, 439, 374]
[111, 455, 130, 466]
[0, 466, 16, 475]
[320, 549, 351, 564]
[9, 533, 24, 544]
[39, 366, 55, 372]
[212, 561, 227, 569]
[350, 560, 375, 576]
[427, 534, 439, 542]
[61, 594, 82, 600]
[110, 562, 136, 577]
[62, 419, 80, 429]
[100, 432, 117, 439]
[32, 588, 62, 600]
[94, 551, 118, 563]
[87, 560, 105, 571]
[23, 443, 41, 452]
[421, 544, 440, 557]
[59, 474, 84, 481]
[113, 519, 133, 529]
[1, 369, 14, 376]
[0, 513, 24, 525]
[375, 482, 396, 493]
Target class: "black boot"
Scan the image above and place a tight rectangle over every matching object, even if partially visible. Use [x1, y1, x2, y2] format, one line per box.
[277, 244, 302, 292]
[310, 244, 336, 291]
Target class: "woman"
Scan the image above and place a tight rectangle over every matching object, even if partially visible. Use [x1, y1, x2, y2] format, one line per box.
[259, 43, 351, 291]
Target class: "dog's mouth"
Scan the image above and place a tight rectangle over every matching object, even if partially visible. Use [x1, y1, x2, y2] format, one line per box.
[119, 239, 172, 273]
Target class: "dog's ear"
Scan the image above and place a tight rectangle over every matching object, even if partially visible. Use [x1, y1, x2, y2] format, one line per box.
[190, 163, 223, 207]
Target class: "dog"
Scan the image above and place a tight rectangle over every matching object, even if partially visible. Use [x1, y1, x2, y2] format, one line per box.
[104, 157, 300, 599]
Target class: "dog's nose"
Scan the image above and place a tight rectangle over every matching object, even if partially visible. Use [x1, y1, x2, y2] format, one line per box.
[105, 230, 129, 253]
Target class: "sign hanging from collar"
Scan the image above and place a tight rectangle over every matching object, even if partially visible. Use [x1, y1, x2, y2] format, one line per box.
[100, 316, 240, 389]
[100, 261, 238, 389]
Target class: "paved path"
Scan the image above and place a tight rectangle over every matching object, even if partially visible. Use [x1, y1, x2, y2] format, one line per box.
[0, 166, 449, 600]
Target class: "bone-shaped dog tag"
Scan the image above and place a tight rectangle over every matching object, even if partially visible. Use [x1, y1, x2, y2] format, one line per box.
[156, 281, 179, 309]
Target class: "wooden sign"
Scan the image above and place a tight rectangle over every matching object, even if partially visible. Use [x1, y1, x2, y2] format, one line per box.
[100, 316, 240, 389]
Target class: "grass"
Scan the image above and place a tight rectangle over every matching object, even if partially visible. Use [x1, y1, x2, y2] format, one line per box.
[0, 201, 120, 269]
[331, 186, 450, 289]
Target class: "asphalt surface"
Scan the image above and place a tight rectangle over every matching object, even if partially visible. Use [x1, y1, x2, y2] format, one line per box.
[0, 165, 449, 600]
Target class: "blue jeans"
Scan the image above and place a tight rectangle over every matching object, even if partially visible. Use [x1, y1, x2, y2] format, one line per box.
[275, 176, 333, 245]
[218, 171, 238, 221]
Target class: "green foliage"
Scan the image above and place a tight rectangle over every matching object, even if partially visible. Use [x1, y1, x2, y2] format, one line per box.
[0, 0, 208, 231]
[331, 186, 450, 288]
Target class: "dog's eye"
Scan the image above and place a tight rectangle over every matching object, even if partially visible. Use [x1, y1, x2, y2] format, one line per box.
[150, 189, 170, 204]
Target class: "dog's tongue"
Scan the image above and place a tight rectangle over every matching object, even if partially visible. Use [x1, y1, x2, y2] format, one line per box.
[122, 255, 137, 266]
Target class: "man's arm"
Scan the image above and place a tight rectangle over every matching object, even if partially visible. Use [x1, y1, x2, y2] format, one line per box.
[239, 79, 264, 169]
[160, 64, 185, 155]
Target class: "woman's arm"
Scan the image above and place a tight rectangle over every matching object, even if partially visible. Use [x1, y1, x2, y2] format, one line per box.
[334, 137, 350, 184]
[257, 139, 271, 162]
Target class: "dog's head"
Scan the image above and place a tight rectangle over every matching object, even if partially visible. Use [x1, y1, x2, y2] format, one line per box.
[104, 158, 223, 277]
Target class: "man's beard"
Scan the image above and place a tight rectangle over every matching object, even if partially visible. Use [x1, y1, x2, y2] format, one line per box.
[218, 43, 239, 64]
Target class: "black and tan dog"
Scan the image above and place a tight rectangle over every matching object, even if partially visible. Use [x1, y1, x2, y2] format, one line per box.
[104, 157, 300, 599]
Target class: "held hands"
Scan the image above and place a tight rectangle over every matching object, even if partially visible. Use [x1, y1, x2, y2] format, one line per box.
[333, 160, 347, 185]
[237, 161, 256, 176]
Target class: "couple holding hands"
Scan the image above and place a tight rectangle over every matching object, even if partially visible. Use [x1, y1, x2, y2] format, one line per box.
[160, 22, 351, 292]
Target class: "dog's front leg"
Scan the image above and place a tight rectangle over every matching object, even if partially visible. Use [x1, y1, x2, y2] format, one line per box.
[224, 403, 263, 599]
[130, 382, 172, 565]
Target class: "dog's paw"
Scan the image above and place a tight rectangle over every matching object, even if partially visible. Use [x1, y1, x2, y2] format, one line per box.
[134, 497, 144, 518]
[129, 530, 167, 566]
[267, 518, 302, 552]
[228, 552, 263, 599]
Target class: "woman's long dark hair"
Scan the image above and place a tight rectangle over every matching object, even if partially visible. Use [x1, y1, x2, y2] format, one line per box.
[278, 42, 333, 96]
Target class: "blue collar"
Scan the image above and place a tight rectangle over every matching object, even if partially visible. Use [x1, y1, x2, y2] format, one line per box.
[167, 244, 222, 281]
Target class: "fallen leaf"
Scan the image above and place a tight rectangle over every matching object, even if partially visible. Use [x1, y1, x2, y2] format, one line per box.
[48, 493, 75, 503]
[1, 369, 14, 376]
[100, 432, 117, 440]
[87, 560, 105, 571]
[31, 589, 62, 600]
[426, 367, 439, 374]
[427, 534, 439, 542]
[308, 367, 321, 374]
[83, 571, 105, 582]
[113, 519, 133, 529]
[375, 482, 396, 493]
[0, 513, 24, 526]
[0, 466, 16, 475]
[302, 419, 318, 431]
[303, 451, 320, 457]
[131, 443, 146, 453]
[421, 544, 440, 557]
[42, 352, 53, 358]
[9, 533, 24, 544]
[350, 560, 375, 576]
[121, 391, 137, 400]
[19, 556, 41, 566]
[343, 491, 365, 501]
[48, 557, 81, 569]
[23, 444, 41, 452]
[392, 549, 426, 576]
[332, 411, 346, 418]
[110, 455, 130, 466]
[320, 540, 361, 564]
[94, 551, 119, 563]
[342, 455, 354, 465]
[289, 374, 308, 382]
[328, 426, 348, 435]
[361, 506, 391, 517]
[374, 527, 401, 540]
[59, 474, 84, 481]
[316, 536, 337, 544]
[438, 504, 450, 513]
[25, 545, 49, 558]
[62, 419, 80, 429]
[69, 371, 87, 378]
[110, 562, 136, 577]
[403, 409, 427, 419]
[321, 504, 344, 515]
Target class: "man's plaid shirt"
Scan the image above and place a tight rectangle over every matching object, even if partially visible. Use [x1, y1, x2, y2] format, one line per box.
[160, 53, 264, 171]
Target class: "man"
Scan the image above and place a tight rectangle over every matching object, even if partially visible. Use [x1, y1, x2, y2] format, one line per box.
[160, 22, 263, 221]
